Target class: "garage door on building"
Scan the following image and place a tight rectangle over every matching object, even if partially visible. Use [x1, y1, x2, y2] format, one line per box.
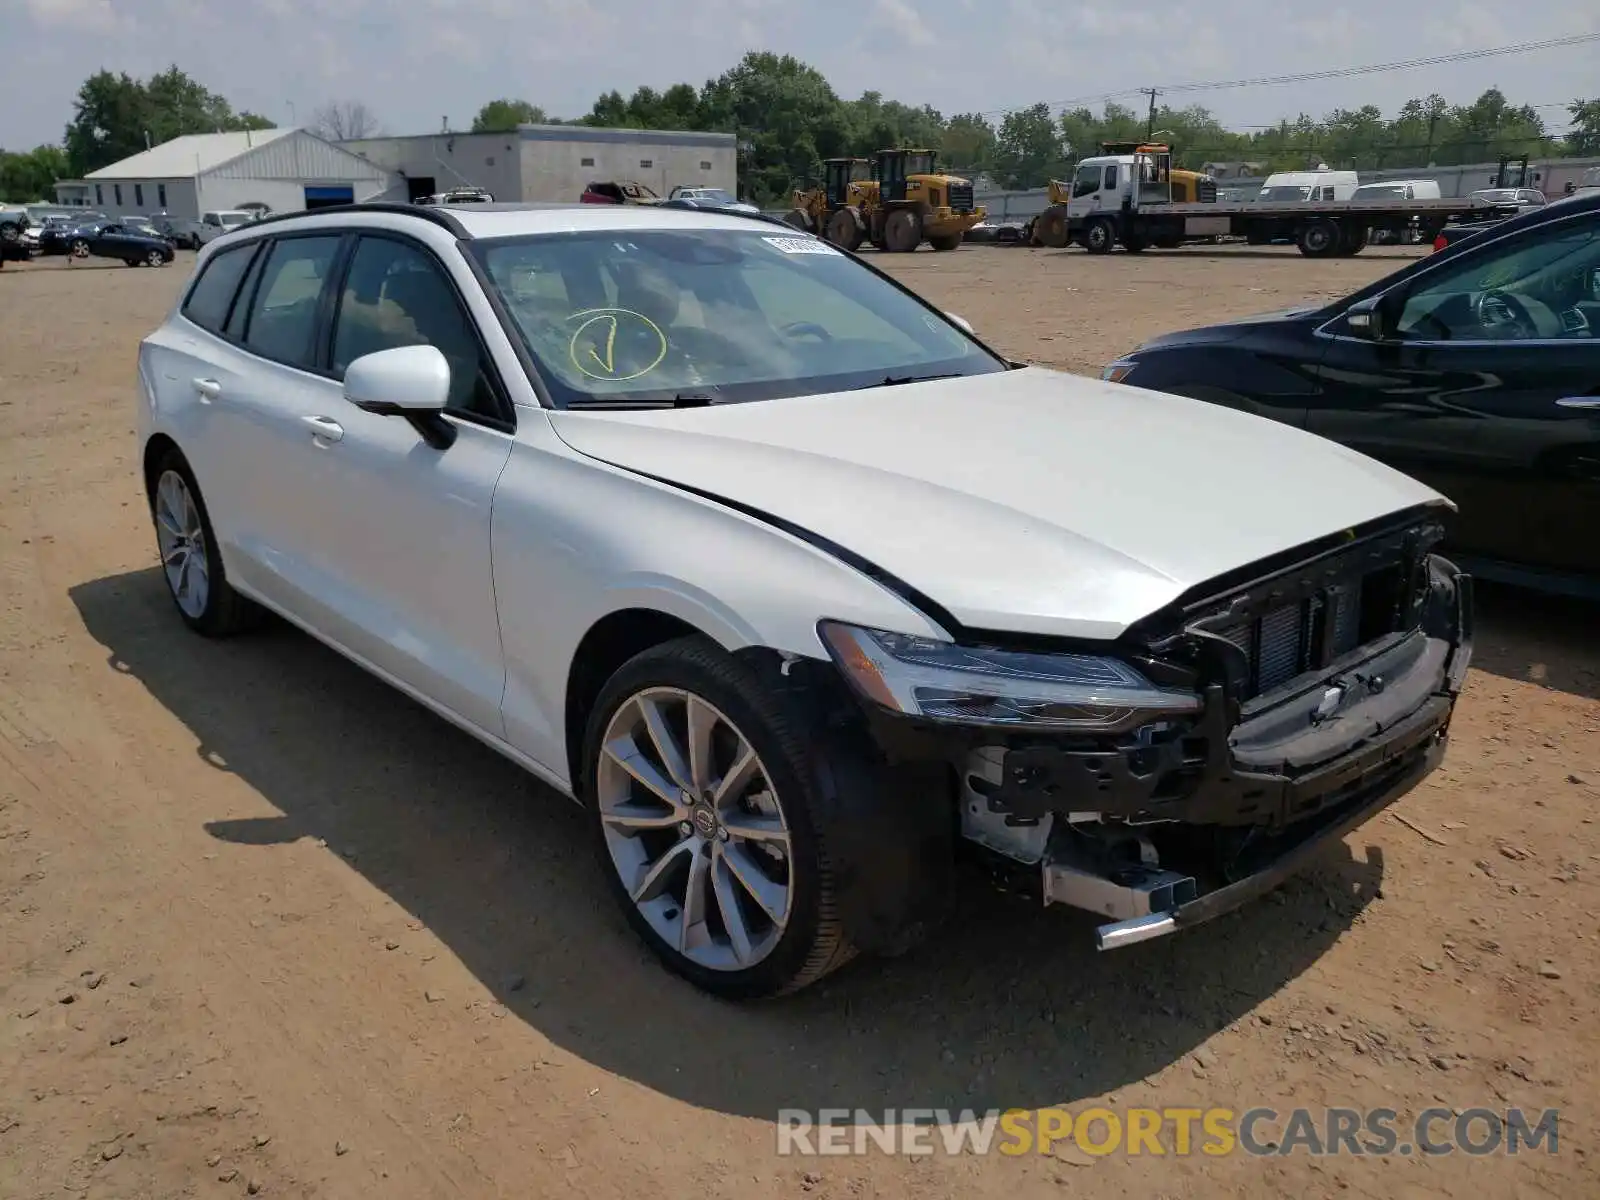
[304, 186, 354, 210]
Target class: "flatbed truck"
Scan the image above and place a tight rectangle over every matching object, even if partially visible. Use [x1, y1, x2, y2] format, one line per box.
[1040, 144, 1519, 258]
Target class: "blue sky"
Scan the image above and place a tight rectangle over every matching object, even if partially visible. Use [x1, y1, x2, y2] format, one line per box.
[3, 0, 1595, 150]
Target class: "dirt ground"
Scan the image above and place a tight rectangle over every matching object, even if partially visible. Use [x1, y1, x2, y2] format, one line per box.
[1, 244, 1596, 1200]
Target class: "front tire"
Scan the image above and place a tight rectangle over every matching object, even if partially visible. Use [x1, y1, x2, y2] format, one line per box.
[1083, 217, 1116, 254]
[582, 637, 855, 999]
[149, 450, 261, 637]
[883, 208, 922, 252]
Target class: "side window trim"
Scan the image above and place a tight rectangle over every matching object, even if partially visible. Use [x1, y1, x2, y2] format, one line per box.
[218, 240, 267, 337]
[328, 230, 516, 431]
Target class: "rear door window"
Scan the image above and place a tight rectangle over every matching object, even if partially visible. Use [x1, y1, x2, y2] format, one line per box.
[242, 236, 342, 370]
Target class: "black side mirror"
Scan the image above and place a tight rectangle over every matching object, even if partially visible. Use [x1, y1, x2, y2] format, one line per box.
[1345, 295, 1393, 342]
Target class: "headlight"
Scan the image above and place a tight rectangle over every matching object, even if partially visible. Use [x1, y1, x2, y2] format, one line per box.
[818, 621, 1200, 731]
[1101, 359, 1138, 384]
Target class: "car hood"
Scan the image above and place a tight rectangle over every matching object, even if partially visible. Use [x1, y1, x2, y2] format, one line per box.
[1134, 305, 1325, 351]
[547, 367, 1446, 640]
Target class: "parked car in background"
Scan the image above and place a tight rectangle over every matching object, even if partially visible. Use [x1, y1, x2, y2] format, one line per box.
[0, 205, 31, 243]
[135, 201, 1471, 998]
[147, 213, 205, 250]
[665, 186, 760, 215]
[196, 210, 258, 245]
[579, 180, 661, 205]
[65, 221, 176, 266]
[1467, 187, 1545, 211]
[416, 187, 494, 206]
[1103, 190, 1600, 597]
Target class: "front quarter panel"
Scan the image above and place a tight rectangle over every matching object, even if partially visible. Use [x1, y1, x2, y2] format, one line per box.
[1126, 323, 1327, 428]
[492, 415, 947, 787]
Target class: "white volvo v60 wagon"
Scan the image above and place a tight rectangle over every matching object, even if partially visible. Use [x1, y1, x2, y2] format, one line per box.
[135, 201, 1473, 998]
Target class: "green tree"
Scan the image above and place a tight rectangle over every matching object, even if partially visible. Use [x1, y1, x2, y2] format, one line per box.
[940, 112, 996, 176]
[698, 53, 852, 202]
[1569, 99, 1600, 157]
[0, 145, 70, 202]
[64, 67, 277, 176]
[472, 98, 549, 132]
[993, 103, 1065, 189]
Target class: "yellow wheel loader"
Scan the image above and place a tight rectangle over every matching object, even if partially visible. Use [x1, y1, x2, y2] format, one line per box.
[784, 158, 872, 250]
[790, 150, 986, 252]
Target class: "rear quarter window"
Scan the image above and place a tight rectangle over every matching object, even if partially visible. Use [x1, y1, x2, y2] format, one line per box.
[181, 244, 258, 333]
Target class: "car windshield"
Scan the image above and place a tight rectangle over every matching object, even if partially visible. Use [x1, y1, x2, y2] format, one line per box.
[474, 228, 1006, 407]
[1256, 186, 1312, 202]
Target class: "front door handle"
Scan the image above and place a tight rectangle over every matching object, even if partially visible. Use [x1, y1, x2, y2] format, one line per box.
[302, 415, 344, 443]
[192, 377, 221, 400]
[1556, 397, 1600, 410]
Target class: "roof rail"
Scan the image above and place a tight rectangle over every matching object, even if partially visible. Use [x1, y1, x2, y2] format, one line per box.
[233, 202, 472, 238]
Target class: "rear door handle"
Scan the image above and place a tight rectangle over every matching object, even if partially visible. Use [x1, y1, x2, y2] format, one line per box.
[1556, 397, 1600, 410]
[192, 377, 221, 400]
[302, 415, 344, 443]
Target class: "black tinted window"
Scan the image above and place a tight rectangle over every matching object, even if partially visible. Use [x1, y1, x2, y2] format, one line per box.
[182, 244, 256, 332]
[331, 236, 499, 417]
[243, 236, 342, 369]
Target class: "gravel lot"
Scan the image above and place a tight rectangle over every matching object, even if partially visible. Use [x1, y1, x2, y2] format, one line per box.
[1, 245, 1596, 1200]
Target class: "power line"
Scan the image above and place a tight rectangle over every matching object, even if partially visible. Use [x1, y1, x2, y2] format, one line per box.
[973, 31, 1600, 122]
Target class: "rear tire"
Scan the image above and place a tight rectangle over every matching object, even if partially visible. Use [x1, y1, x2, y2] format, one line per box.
[149, 449, 263, 637]
[783, 209, 813, 232]
[145, 248, 166, 267]
[883, 208, 922, 252]
[582, 637, 858, 1000]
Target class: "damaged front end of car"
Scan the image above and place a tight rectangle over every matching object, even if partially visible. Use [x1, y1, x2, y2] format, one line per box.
[818, 504, 1473, 951]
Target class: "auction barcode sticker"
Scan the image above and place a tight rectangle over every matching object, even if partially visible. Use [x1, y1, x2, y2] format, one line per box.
[762, 236, 841, 255]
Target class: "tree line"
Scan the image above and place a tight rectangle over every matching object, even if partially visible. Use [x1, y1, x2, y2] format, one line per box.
[4, 56, 1598, 204]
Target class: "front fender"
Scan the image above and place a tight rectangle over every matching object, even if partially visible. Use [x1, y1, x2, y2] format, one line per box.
[491, 421, 947, 785]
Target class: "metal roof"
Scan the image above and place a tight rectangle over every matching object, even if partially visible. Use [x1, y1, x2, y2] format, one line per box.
[85, 128, 296, 180]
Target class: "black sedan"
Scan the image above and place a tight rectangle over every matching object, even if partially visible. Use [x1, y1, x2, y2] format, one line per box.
[1102, 191, 1600, 598]
[59, 221, 175, 266]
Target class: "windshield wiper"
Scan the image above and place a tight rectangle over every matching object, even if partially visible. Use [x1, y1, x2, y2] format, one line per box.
[568, 392, 722, 410]
[871, 372, 963, 388]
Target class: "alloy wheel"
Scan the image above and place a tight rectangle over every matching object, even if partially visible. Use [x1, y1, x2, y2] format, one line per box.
[596, 687, 794, 971]
[154, 469, 210, 619]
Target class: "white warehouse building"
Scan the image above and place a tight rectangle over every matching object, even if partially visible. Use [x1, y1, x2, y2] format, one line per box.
[341, 123, 740, 204]
[55, 128, 400, 218]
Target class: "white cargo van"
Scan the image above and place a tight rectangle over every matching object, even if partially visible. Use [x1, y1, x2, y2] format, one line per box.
[1254, 170, 1360, 203]
[1351, 179, 1441, 201]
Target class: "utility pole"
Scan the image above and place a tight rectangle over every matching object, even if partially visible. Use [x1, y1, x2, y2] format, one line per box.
[1142, 88, 1161, 140]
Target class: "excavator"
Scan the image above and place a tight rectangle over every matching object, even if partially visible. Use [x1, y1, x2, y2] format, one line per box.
[787, 149, 987, 252]
[1030, 141, 1217, 248]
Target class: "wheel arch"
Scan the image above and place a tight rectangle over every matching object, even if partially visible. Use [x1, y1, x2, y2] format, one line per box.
[142, 433, 185, 506]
